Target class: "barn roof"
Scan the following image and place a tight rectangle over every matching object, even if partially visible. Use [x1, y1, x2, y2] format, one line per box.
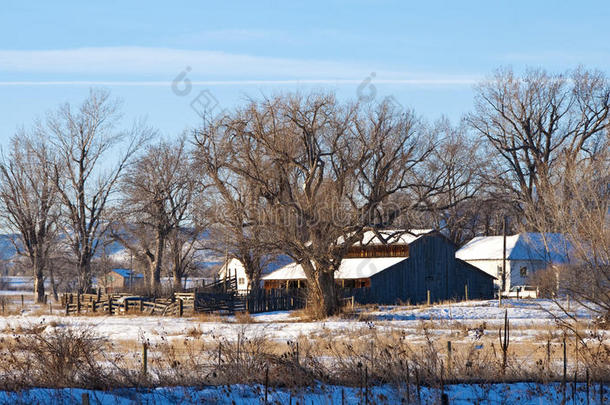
[339, 229, 435, 246]
[112, 268, 144, 279]
[456, 233, 571, 263]
[261, 257, 408, 281]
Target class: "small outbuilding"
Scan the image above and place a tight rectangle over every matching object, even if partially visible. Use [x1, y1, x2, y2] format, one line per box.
[103, 268, 144, 292]
[262, 230, 495, 305]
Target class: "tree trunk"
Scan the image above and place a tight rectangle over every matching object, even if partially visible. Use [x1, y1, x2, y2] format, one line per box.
[248, 273, 261, 298]
[48, 264, 59, 301]
[307, 268, 338, 318]
[78, 261, 92, 294]
[149, 234, 165, 295]
[172, 269, 183, 292]
[171, 247, 183, 292]
[33, 257, 45, 304]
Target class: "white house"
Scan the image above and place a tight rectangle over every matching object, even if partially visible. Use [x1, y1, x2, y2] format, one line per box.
[456, 233, 571, 292]
[217, 255, 293, 294]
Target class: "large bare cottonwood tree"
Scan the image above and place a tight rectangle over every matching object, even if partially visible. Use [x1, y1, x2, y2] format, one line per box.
[116, 137, 195, 294]
[195, 93, 457, 317]
[468, 68, 610, 223]
[47, 89, 151, 293]
[0, 133, 59, 302]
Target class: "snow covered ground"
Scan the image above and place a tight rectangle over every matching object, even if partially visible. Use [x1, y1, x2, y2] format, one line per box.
[0, 299, 600, 344]
[0, 382, 605, 404]
[0, 298, 606, 404]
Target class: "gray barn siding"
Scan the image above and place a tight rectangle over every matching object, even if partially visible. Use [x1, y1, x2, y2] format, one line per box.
[357, 234, 494, 305]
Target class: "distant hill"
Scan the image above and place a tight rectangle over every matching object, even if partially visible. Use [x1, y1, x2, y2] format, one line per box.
[0, 234, 19, 261]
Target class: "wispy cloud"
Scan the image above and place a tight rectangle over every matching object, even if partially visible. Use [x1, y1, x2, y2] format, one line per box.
[0, 47, 478, 85]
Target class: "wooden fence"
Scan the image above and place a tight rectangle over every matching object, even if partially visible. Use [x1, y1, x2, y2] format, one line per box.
[61, 278, 305, 316]
[61, 293, 186, 316]
[245, 289, 305, 313]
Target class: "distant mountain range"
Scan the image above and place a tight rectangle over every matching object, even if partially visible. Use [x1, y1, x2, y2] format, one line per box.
[0, 232, 224, 276]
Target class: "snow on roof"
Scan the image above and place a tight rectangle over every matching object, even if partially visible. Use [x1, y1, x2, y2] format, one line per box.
[261, 257, 408, 281]
[456, 233, 571, 263]
[357, 229, 434, 246]
[112, 268, 144, 279]
[335, 228, 435, 247]
[218, 255, 293, 277]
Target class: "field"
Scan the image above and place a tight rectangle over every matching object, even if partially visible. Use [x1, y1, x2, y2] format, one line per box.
[0, 294, 608, 404]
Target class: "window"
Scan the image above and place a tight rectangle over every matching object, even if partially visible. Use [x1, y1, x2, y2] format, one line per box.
[520, 267, 527, 277]
[238, 278, 245, 285]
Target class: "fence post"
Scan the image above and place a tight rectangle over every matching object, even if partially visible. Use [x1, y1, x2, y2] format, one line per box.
[21, 294, 24, 309]
[178, 298, 183, 317]
[406, 360, 411, 402]
[447, 341, 452, 377]
[77, 293, 81, 314]
[563, 333, 567, 402]
[142, 342, 148, 376]
[365, 365, 369, 405]
[586, 368, 590, 405]
[124, 299, 128, 314]
[218, 343, 222, 367]
[465, 284, 468, 301]
[426, 290, 430, 306]
[264, 364, 269, 404]
[108, 296, 113, 315]
[65, 299, 69, 316]
[49, 302, 52, 315]
[416, 366, 421, 405]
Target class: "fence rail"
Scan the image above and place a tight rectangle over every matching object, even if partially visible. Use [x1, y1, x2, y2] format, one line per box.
[60, 278, 305, 317]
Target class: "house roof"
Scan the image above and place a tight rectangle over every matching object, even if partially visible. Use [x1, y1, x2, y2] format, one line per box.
[112, 268, 144, 279]
[456, 233, 571, 263]
[261, 257, 408, 281]
[218, 255, 293, 277]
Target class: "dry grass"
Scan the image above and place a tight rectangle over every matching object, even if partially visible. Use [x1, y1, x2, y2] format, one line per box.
[0, 319, 607, 391]
[234, 311, 256, 324]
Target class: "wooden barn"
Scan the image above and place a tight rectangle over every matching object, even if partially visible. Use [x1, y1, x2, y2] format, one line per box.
[262, 230, 495, 305]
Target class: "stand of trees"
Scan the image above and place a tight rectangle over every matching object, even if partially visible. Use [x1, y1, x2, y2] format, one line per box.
[0, 67, 607, 318]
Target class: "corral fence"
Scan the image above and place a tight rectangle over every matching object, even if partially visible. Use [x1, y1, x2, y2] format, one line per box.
[61, 277, 305, 316]
[244, 289, 306, 313]
[61, 292, 188, 316]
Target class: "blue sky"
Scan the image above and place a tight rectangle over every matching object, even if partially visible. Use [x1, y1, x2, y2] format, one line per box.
[1, 1, 609, 142]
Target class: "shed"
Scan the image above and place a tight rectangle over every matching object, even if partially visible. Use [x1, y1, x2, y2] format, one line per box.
[103, 268, 144, 292]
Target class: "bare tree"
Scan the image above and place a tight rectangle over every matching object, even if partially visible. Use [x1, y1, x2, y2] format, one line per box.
[195, 93, 455, 317]
[46, 89, 151, 293]
[0, 132, 59, 302]
[116, 137, 195, 294]
[468, 67, 610, 223]
[166, 225, 203, 291]
[416, 118, 485, 244]
[525, 141, 609, 320]
[194, 135, 271, 296]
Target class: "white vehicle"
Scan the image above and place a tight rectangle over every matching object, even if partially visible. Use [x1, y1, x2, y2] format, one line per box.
[504, 285, 538, 299]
